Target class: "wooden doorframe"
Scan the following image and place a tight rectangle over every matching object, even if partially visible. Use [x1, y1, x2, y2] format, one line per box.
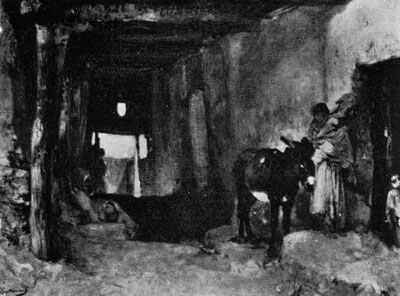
[29, 24, 68, 260]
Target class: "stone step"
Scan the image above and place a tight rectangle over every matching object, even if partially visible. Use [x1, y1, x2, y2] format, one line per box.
[77, 223, 128, 241]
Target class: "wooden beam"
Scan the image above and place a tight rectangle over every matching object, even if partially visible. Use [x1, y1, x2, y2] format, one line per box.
[11, 1, 261, 29]
[90, 19, 255, 41]
[92, 67, 154, 74]
[115, 32, 204, 43]
[98, 43, 200, 56]
[93, 60, 174, 69]
[66, 28, 203, 61]
[93, 52, 184, 61]
[89, 52, 189, 67]
[90, 116, 152, 135]
[12, 0, 346, 23]
[86, 49, 197, 69]
[30, 24, 51, 260]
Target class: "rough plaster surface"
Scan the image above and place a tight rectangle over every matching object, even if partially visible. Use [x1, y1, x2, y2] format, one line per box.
[204, 0, 400, 155]
[202, 6, 331, 210]
[189, 90, 209, 189]
[151, 66, 187, 195]
[235, 7, 330, 151]
[0, 74, 13, 165]
[326, 0, 400, 108]
[148, 56, 204, 196]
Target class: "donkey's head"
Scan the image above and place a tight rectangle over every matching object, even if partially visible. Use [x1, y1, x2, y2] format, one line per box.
[280, 136, 315, 192]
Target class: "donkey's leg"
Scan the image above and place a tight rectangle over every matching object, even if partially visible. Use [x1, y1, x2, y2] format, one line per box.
[236, 194, 249, 244]
[244, 214, 254, 241]
[267, 200, 280, 258]
[238, 216, 246, 243]
[282, 199, 294, 235]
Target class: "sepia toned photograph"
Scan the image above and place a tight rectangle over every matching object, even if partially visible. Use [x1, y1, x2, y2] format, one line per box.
[0, 0, 399, 295]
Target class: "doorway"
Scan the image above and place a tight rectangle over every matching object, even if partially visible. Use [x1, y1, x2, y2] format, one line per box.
[353, 58, 400, 231]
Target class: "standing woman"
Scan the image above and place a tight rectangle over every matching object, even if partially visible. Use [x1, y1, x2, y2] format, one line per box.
[307, 103, 330, 147]
[310, 93, 356, 238]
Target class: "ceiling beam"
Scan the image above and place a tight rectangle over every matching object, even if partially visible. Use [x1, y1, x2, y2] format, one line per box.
[66, 25, 204, 57]
[93, 60, 176, 69]
[4, 0, 348, 27]
[91, 66, 155, 74]
[14, 1, 257, 25]
[89, 53, 186, 68]
[91, 48, 196, 60]
[115, 32, 204, 43]
[72, 38, 200, 68]
[91, 40, 202, 54]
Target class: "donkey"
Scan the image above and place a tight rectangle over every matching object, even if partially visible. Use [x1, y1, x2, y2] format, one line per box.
[233, 137, 315, 258]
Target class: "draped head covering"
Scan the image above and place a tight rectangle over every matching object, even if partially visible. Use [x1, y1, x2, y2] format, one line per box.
[332, 93, 356, 119]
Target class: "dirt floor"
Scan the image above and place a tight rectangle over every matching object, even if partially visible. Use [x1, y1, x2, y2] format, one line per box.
[0, 192, 384, 296]
[0, 195, 315, 296]
[4, 223, 400, 296]
[0, 225, 297, 296]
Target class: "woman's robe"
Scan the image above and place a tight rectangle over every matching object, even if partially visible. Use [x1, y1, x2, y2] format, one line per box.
[310, 116, 353, 227]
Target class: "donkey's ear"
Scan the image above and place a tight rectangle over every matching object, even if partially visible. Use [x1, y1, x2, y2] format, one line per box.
[280, 136, 295, 148]
[301, 137, 309, 144]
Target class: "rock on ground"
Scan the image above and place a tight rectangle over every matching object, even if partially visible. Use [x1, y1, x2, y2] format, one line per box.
[0, 236, 69, 294]
[0, 165, 30, 247]
[281, 230, 400, 296]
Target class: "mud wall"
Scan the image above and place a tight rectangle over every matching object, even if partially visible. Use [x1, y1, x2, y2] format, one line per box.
[325, 0, 400, 219]
[230, 7, 330, 151]
[150, 55, 204, 196]
[202, 6, 333, 208]
[326, 0, 400, 106]
[0, 72, 14, 165]
[0, 4, 16, 167]
[201, 0, 400, 227]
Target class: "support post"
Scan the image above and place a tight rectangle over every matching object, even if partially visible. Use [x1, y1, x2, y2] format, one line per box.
[30, 25, 52, 259]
